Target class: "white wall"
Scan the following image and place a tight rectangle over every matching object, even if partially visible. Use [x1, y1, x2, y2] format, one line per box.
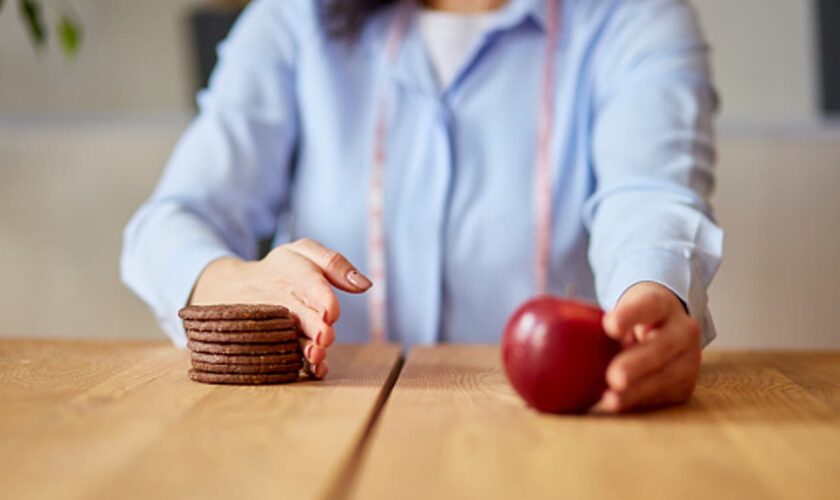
[693, 0, 820, 125]
[0, 118, 180, 339]
[0, 0, 200, 113]
[709, 126, 840, 348]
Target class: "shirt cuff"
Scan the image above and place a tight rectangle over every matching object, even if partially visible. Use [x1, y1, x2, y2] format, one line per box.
[156, 245, 236, 348]
[595, 248, 717, 347]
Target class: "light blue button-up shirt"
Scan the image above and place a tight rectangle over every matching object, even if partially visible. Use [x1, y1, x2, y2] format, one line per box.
[121, 0, 723, 347]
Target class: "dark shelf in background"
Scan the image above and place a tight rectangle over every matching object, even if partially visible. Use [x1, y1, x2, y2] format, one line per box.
[189, 8, 243, 102]
[818, 0, 840, 115]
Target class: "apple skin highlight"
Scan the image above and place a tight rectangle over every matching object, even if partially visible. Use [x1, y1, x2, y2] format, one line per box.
[502, 296, 621, 414]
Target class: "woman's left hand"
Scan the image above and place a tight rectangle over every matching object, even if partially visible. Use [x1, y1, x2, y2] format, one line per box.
[597, 281, 702, 413]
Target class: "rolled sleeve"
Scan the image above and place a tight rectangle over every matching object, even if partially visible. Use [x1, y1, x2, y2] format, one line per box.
[121, 204, 237, 345]
[584, 0, 724, 345]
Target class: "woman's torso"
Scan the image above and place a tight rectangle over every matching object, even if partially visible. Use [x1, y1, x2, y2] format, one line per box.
[272, 0, 615, 345]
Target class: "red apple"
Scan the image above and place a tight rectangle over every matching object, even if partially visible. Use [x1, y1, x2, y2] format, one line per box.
[502, 296, 620, 414]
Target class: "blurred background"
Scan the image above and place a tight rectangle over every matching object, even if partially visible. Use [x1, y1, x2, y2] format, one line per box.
[1, 0, 838, 348]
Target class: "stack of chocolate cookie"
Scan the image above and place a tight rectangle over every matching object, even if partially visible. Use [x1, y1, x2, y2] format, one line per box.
[178, 304, 303, 385]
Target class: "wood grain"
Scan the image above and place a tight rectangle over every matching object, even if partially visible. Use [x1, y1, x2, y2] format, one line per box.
[4, 341, 839, 500]
[0, 339, 401, 500]
[349, 346, 840, 500]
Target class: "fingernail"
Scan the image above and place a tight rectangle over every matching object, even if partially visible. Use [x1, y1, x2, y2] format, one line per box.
[318, 360, 330, 378]
[346, 269, 373, 290]
[315, 331, 323, 347]
[309, 363, 318, 377]
[305, 343, 314, 361]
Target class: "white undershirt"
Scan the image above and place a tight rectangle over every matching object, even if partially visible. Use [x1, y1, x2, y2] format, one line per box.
[418, 9, 497, 89]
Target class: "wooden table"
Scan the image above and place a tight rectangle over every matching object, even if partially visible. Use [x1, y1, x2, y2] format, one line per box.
[2, 341, 839, 500]
[0, 340, 400, 500]
[351, 346, 840, 500]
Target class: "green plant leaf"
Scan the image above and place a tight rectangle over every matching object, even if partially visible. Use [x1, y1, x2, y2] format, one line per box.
[58, 15, 81, 57]
[20, 0, 46, 47]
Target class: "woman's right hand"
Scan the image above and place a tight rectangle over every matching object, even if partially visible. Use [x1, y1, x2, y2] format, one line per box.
[189, 238, 372, 379]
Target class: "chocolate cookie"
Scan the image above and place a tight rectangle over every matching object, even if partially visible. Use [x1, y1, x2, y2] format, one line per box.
[186, 329, 300, 344]
[183, 318, 296, 332]
[179, 304, 290, 321]
[191, 361, 303, 374]
[187, 340, 300, 355]
[191, 351, 301, 365]
[188, 369, 299, 385]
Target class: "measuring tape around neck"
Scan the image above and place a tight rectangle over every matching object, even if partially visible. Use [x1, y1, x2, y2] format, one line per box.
[367, 0, 561, 342]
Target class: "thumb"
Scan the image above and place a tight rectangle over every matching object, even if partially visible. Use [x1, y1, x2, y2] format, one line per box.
[602, 284, 667, 341]
[287, 238, 372, 293]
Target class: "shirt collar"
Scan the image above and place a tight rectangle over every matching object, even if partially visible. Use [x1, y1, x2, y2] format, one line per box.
[495, 0, 552, 32]
[361, 0, 555, 51]
[362, 0, 560, 94]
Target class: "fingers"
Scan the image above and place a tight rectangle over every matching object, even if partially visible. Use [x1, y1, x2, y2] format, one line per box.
[287, 239, 372, 294]
[603, 282, 684, 341]
[273, 249, 343, 325]
[286, 292, 336, 347]
[300, 338, 329, 379]
[300, 337, 326, 366]
[292, 275, 342, 325]
[601, 348, 699, 412]
[312, 360, 330, 379]
[597, 284, 702, 413]
[606, 327, 686, 391]
[297, 327, 330, 380]
[303, 357, 330, 380]
[294, 306, 332, 381]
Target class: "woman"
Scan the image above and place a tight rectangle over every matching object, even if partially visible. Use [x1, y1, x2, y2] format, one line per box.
[122, 0, 723, 412]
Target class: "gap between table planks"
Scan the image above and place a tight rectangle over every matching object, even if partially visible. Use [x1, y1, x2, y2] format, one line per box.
[348, 346, 840, 500]
[0, 339, 402, 500]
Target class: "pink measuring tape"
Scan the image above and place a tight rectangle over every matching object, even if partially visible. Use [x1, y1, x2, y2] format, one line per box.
[367, 0, 561, 342]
